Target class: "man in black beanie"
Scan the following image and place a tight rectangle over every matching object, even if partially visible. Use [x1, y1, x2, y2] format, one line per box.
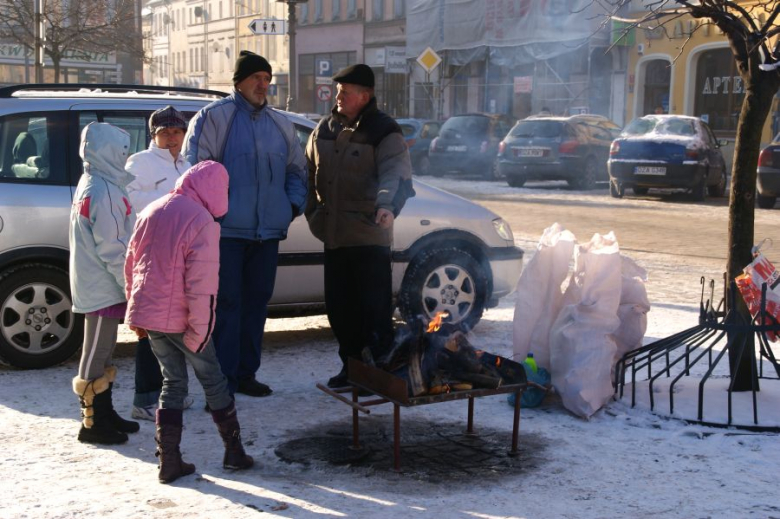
[304, 64, 414, 388]
[183, 50, 307, 399]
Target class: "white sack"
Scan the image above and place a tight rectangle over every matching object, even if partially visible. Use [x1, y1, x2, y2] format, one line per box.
[549, 232, 622, 419]
[611, 256, 650, 371]
[512, 223, 576, 369]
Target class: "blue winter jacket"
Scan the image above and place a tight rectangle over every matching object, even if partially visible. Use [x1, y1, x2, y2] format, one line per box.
[183, 91, 307, 241]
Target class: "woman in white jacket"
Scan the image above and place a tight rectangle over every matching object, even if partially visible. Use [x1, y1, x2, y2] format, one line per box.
[126, 106, 193, 420]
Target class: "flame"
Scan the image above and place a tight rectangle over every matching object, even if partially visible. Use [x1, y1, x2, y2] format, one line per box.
[496, 357, 501, 367]
[426, 311, 449, 333]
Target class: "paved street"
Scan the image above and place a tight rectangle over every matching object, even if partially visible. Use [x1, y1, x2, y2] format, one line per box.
[421, 177, 780, 307]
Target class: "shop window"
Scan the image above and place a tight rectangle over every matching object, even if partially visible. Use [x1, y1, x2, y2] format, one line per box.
[694, 47, 743, 135]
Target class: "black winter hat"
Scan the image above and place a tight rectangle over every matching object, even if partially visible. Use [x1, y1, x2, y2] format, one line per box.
[333, 64, 374, 88]
[233, 50, 273, 84]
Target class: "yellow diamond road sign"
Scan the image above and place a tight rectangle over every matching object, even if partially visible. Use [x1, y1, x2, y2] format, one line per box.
[417, 47, 442, 73]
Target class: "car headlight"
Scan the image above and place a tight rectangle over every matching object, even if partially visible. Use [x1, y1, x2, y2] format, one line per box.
[492, 218, 513, 241]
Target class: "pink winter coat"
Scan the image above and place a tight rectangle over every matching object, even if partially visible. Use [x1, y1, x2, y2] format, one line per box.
[124, 160, 229, 353]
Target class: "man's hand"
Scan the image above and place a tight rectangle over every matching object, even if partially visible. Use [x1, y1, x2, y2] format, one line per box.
[375, 208, 394, 229]
[129, 325, 148, 339]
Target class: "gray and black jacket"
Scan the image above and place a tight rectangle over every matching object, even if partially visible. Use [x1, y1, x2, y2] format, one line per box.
[305, 98, 414, 249]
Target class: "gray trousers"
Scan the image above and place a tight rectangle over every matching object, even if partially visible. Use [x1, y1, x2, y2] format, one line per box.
[77, 314, 120, 380]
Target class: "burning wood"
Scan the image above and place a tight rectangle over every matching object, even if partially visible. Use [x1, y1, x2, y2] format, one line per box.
[364, 316, 526, 397]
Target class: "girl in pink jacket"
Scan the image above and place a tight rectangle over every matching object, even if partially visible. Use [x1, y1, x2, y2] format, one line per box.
[124, 160, 253, 484]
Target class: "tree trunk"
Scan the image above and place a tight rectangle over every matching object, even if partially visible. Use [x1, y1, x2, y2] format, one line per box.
[726, 79, 778, 390]
[52, 58, 61, 83]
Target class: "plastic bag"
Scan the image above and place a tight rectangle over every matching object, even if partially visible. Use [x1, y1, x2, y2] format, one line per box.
[735, 244, 780, 342]
[507, 365, 551, 408]
[512, 223, 576, 370]
[611, 256, 650, 370]
[549, 232, 622, 419]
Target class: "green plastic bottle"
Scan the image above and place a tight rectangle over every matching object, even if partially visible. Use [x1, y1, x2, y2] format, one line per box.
[524, 353, 538, 374]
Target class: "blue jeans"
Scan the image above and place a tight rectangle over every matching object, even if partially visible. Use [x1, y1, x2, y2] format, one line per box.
[213, 237, 279, 395]
[133, 337, 163, 407]
[148, 331, 232, 411]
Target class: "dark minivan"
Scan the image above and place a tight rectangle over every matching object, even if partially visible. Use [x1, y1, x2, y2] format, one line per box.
[428, 113, 515, 180]
[497, 114, 621, 190]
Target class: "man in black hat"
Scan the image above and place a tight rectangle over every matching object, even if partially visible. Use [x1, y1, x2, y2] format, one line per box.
[184, 51, 308, 399]
[305, 64, 414, 388]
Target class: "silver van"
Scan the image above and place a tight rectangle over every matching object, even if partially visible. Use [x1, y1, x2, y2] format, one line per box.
[0, 84, 523, 368]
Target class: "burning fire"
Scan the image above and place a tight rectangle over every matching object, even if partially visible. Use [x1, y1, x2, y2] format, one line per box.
[426, 311, 450, 333]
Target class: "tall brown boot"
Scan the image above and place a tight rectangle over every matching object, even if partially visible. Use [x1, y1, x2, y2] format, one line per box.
[210, 401, 254, 470]
[73, 375, 128, 445]
[155, 408, 196, 484]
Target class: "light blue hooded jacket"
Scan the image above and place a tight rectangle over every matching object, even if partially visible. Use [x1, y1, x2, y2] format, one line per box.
[183, 91, 307, 241]
[69, 122, 135, 313]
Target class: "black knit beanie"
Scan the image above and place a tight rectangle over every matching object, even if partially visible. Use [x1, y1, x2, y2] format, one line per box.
[233, 50, 273, 84]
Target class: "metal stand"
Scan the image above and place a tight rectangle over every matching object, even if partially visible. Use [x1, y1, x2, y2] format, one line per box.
[615, 277, 780, 431]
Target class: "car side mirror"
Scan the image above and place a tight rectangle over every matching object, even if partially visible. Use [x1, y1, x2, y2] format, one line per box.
[718, 139, 730, 147]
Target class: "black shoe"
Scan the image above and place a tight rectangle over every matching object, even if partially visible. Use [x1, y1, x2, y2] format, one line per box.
[326, 368, 349, 389]
[237, 378, 273, 397]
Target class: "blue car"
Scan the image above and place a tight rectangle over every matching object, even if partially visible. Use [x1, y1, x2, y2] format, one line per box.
[397, 118, 441, 176]
[608, 115, 728, 201]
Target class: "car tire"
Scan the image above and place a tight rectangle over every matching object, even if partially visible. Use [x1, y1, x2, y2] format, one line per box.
[484, 159, 502, 181]
[0, 264, 83, 369]
[417, 156, 430, 176]
[757, 193, 777, 209]
[708, 171, 727, 197]
[570, 157, 597, 190]
[692, 177, 707, 202]
[609, 180, 624, 198]
[398, 248, 487, 331]
[632, 187, 649, 196]
[507, 174, 527, 188]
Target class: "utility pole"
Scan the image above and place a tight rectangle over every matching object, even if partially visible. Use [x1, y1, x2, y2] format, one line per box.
[277, 0, 308, 112]
[195, 3, 209, 89]
[33, 0, 43, 83]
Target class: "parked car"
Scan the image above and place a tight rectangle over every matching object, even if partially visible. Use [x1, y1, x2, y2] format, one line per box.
[608, 114, 728, 201]
[0, 84, 524, 369]
[756, 136, 780, 209]
[428, 113, 515, 180]
[497, 114, 621, 190]
[396, 118, 440, 176]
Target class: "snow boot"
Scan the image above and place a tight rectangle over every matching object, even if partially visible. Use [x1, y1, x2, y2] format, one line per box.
[73, 375, 128, 445]
[210, 401, 254, 470]
[104, 366, 140, 434]
[155, 408, 196, 484]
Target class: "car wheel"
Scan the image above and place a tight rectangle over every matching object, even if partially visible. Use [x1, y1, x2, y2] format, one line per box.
[507, 174, 527, 188]
[609, 180, 624, 198]
[484, 159, 502, 181]
[0, 264, 83, 369]
[708, 171, 727, 197]
[570, 157, 597, 190]
[398, 248, 487, 331]
[757, 193, 777, 209]
[691, 177, 707, 202]
[417, 156, 430, 176]
[632, 187, 649, 196]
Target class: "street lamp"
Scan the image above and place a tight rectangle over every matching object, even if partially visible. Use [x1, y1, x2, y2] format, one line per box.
[276, 0, 308, 112]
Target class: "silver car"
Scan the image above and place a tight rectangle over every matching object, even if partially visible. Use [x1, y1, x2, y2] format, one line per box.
[0, 84, 523, 368]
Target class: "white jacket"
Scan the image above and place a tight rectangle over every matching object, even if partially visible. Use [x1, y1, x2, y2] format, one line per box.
[125, 141, 191, 212]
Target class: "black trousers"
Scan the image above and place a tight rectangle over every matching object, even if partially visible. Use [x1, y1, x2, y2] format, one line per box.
[324, 245, 394, 370]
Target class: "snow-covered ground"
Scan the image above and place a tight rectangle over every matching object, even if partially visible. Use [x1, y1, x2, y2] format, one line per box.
[2, 181, 780, 519]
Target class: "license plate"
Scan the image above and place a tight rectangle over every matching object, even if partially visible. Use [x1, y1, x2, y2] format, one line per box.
[514, 147, 544, 157]
[635, 166, 666, 175]
[446, 145, 468, 152]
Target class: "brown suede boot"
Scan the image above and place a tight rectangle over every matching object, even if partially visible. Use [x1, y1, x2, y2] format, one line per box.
[210, 401, 254, 470]
[155, 408, 196, 484]
[73, 375, 128, 445]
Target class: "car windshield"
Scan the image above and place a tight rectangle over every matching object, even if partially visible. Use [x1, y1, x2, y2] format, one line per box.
[441, 115, 489, 135]
[399, 123, 417, 137]
[509, 120, 563, 138]
[622, 117, 697, 137]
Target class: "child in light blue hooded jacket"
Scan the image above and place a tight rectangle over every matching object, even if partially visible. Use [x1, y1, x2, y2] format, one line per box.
[69, 122, 140, 446]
